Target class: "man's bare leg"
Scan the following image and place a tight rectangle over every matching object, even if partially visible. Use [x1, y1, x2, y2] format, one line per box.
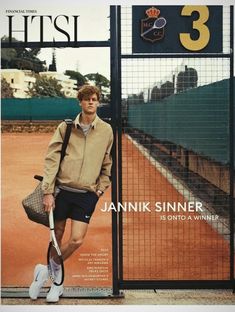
[54, 219, 88, 261]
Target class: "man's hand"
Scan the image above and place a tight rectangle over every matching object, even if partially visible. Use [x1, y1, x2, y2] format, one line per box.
[43, 194, 55, 212]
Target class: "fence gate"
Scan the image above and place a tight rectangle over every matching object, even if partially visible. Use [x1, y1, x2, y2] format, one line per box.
[111, 5, 234, 292]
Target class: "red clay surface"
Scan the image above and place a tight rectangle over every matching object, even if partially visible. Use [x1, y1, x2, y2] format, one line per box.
[1, 133, 232, 288]
[121, 136, 232, 280]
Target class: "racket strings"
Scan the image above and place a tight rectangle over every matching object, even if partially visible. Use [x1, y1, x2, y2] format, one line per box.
[47, 243, 64, 286]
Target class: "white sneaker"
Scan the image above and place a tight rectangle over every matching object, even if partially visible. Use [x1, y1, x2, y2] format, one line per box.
[29, 264, 49, 300]
[46, 284, 64, 303]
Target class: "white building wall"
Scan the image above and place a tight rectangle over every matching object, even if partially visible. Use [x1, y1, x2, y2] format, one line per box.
[39, 71, 77, 98]
[1, 69, 36, 98]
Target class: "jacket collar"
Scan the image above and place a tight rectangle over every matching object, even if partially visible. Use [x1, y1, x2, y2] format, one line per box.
[75, 112, 99, 129]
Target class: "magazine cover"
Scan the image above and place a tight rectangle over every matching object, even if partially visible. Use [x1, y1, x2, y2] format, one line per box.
[1, 0, 234, 311]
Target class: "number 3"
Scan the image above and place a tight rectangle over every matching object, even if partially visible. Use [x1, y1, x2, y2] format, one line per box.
[179, 6, 210, 51]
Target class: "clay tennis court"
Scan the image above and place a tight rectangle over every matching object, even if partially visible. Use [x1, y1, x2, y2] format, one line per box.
[1, 133, 232, 288]
[121, 136, 231, 280]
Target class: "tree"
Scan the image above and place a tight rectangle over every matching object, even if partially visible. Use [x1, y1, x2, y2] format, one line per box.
[27, 75, 64, 97]
[151, 85, 161, 101]
[127, 94, 141, 105]
[176, 66, 198, 93]
[184, 67, 198, 89]
[160, 81, 174, 98]
[64, 70, 87, 87]
[1, 78, 14, 98]
[49, 49, 57, 72]
[138, 91, 144, 101]
[1, 47, 17, 67]
[84, 73, 110, 91]
[1, 36, 46, 72]
[1, 38, 17, 69]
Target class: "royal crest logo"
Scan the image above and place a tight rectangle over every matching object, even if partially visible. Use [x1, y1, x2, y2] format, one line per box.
[140, 7, 167, 43]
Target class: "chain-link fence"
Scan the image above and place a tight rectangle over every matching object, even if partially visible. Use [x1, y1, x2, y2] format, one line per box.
[118, 5, 234, 286]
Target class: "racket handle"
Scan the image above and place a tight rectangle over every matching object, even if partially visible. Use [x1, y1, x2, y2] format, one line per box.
[49, 208, 54, 229]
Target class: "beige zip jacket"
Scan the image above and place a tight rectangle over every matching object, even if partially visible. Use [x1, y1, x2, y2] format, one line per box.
[41, 113, 113, 194]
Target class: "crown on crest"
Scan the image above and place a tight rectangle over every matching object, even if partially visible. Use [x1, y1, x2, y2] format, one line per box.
[146, 7, 160, 18]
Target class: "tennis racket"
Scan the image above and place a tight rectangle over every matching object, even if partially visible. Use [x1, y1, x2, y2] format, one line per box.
[47, 208, 64, 286]
[141, 17, 167, 37]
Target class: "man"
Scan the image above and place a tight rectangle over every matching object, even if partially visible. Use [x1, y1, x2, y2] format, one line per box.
[29, 85, 113, 302]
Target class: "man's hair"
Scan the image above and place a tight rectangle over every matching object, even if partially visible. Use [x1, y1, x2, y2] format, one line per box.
[77, 85, 101, 101]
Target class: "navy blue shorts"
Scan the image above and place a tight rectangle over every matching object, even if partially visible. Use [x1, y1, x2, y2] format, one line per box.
[54, 189, 99, 224]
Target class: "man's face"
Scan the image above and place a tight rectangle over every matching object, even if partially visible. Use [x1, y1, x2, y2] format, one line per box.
[80, 93, 99, 115]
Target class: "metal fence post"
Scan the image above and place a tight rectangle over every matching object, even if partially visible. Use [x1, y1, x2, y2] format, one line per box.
[229, 5, 234, 289]
[110, 5, 121, 296]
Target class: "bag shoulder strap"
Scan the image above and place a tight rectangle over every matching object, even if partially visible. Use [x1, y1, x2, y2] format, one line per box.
[60, 119, 73, 163]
